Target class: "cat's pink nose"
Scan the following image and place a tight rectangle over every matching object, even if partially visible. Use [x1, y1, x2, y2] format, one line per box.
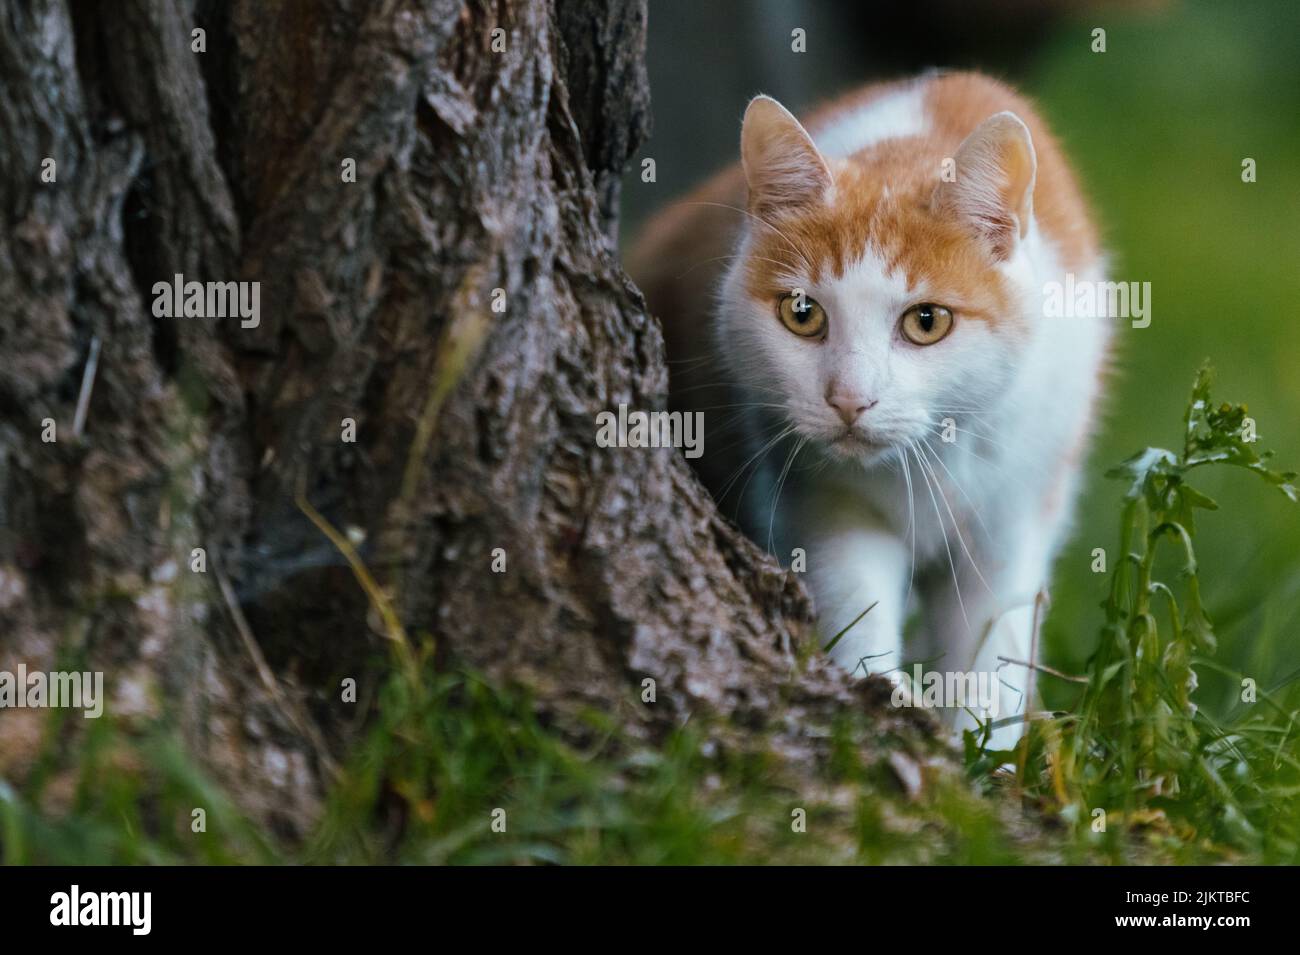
[826, 392, 876, 425]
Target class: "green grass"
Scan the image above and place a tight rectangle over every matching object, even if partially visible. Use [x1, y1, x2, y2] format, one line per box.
[2, 655, 1030, 865]
[966, 367, 1300, 863]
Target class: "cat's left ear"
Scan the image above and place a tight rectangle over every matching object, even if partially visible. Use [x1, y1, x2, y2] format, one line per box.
[937, 111, 1037, 260]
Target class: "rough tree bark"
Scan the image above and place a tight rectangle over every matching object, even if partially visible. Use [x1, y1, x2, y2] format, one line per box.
[0, 0, 934, 837]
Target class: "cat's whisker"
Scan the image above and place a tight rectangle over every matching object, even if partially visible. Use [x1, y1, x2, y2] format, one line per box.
[912, 438, 973, 636]
[706, 412, 794, 460]
[901, 442, 918, 612]
[921, 424, 1033, 492]
[663, 354, 718, 369]
[916, 438, 997, 601]
[943, 423, 1017, 455]
[917, 436, 994, 542]
[671, 252, 803, 282]
[680, 200, 816, 273]
[702, 411, 768, 446]
[767, 436, 807, 554]
[706, 417, 789, 464]
[671, 381, 785, 397]
[716, 424, 796, 506]
[938, 413, 1016, 446]
[924, 420, 1006, 457]
[688, 405, 788, 438]
[692, 402, 788, 413]
[734, 428, 796, 518]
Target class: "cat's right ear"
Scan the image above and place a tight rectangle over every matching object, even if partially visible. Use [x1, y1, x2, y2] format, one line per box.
[740, 95, 833, 219]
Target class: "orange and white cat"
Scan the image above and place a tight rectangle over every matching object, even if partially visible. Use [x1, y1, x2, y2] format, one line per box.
[630, 72, 1109, 745]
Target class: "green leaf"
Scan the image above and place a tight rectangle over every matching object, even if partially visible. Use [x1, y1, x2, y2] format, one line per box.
[1106, 447, 1178, 500]
[822, 601, 878, 653]
[1179, 365, 1299, 502]
[1182, 579, 1216, 655]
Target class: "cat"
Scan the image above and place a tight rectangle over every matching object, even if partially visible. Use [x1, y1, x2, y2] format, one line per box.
[628, 72, 1110, 746]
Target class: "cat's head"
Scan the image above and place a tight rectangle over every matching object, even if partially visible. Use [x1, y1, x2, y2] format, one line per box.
[718, 94, 1041, 464]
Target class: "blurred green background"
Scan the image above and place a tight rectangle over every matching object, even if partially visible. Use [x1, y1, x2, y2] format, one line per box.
[1030, 1, 1300, 714]
[623, 0, 1300, 715]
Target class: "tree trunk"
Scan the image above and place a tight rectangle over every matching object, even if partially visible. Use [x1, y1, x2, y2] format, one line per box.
[0, 0, 931, 837]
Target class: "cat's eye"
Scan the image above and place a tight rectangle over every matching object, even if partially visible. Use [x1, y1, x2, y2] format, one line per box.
[899, 304, 954, 346]
[778, 294, 827, 339]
